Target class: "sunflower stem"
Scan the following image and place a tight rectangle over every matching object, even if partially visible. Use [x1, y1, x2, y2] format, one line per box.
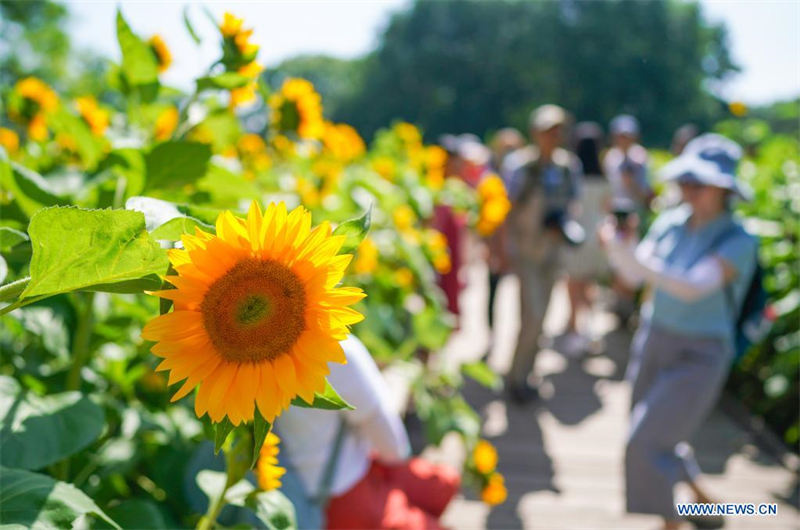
[197, 481, 228, 530]
[66, 291, 96, 391]
[197, 428, 251, 530]
[197, 462, 234, 530]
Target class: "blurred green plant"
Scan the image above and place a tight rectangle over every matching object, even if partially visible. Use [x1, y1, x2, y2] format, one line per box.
[0, 5, 492, 528]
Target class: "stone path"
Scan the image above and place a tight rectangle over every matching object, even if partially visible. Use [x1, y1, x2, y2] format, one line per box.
[424, 258, 799, 530]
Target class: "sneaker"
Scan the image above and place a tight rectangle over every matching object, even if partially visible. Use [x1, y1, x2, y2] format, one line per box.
[507, 381, 540, 405]
[682, 513, 724, 529]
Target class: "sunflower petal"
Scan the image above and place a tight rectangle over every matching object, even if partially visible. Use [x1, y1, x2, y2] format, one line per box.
[141, 311, 204, 341]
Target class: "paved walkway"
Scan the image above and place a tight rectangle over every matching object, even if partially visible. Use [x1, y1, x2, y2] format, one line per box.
[423, 259, 799, 530]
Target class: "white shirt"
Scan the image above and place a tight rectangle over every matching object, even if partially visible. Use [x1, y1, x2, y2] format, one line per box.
[275, 336, 411, 497]
[603, 144, 651, 204]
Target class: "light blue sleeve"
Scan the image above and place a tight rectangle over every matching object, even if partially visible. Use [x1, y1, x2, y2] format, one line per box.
[715, 229, 758, 282]
[640, 206, 686, 245]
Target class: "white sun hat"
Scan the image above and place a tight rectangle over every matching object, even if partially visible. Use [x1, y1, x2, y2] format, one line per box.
[660, 133, 752, 200]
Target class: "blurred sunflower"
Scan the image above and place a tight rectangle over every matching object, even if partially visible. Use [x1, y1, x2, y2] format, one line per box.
[219, 12, 259, 65]
[270, 78, 324, 140]
[354, 237, 378, 275]
[12, 77, 58, 141]
[433, 253, 451, 274]
[371, 156, 396, 181]
[425, 145, 447, 189]
[154, 106, 179, 140]
[142, 202, 365, 425]
[238, 61, 263, 79]
[481, 472, 507, 505]
[234, 28, 259, 56]
[392, 205, 416, 232]
[230, 82, 258, 109]
[0, 128, 19, 154]
[148, 35, 172, 72]
[472, 440, 498, 474]
[729, 101, 747, 117]
[27, 114, 48, 142]
[295, 176, 320, 207]
[476, 174, 511, 236]
[75, 97, 110, 136]
[228, 62, 263, 110]
[257, 432, 286, 491]
[394, 267, 414, 288]
[15, 77, 58, 113]
[219, 12, 244, 37]
[394, 122, 422, 148]
[323, 122, 365, 162]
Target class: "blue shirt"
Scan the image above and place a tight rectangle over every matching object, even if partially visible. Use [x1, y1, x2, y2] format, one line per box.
[639, 204, 758, 344]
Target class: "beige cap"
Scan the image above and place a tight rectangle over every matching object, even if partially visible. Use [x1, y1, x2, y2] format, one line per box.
[530, 104, 567, 132]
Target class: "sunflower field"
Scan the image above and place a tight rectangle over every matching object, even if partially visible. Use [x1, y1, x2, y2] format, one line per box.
[0, 10, 503, 529]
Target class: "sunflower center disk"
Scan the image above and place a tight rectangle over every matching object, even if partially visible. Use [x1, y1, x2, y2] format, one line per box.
[200, 258, 306, 363]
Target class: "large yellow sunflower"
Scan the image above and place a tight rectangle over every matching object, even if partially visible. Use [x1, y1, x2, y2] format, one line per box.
[142, 202, 366, 425]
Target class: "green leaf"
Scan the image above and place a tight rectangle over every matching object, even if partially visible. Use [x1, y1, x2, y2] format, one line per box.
[197, 164, 259, 206]
[20, 207, 169, 300]
[176, 204, 221, 226]
[214, 418, 235, 454]
[332, 206, 372, 255]
[251, 408, 272, 469]
[196, 470, 227, 507]
[144, 141, 212, 191]
[159, 264, 176, 315]
[116, 9, 159, 87]
[183, 6, 202, 45]
[0, 158, 67, 218]
[461, 361, 502, 391]
[0, 227, 29, 251]
[0, 277, 29, 303]
[196, 73, 252, 92]
[101, 499, 168, 529]
[0, 376, 105, 470]
[196, 470, 257, 507]
[245, 490, 297, 530]
[291, 380, 353, 410]
[47, 108, 104, 170]
[0, 467, 120, 529]
[193, 109, 243, 153]
[150, 216, 213, 241]
[412, 305, 452, 350]
[99, 148, 147, 199]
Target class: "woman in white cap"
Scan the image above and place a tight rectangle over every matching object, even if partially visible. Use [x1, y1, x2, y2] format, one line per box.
[599, 133, 758, 530]
[603, 114, 654, 210]
[603, 114, 655, 324]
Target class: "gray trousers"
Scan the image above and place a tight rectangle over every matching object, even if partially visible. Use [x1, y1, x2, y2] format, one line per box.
[508, 256, 559, 386]
[625, 323, 732, 519]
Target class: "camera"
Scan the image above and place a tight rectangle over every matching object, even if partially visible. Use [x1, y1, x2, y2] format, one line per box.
[543, 209, 586, 247]
[610, 197, 636, 231]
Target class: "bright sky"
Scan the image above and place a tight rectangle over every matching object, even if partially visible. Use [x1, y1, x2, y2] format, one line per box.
[65, 0, 799, 105]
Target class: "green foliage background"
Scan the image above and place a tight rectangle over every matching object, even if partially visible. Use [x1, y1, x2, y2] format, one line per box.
[0, 1, 797, 529]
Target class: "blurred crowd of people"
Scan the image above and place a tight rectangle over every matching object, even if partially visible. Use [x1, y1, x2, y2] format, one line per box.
[434, 104, 760, 530]
[277, 105, 759, 530]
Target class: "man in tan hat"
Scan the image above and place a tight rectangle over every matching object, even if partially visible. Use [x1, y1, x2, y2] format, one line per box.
[501, 104, 583, 403]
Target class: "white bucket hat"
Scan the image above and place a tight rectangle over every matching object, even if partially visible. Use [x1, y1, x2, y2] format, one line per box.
[660, 133, 752, 200]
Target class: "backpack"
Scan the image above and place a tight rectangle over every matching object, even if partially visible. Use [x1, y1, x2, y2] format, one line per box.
[708, 224, 772, 363]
